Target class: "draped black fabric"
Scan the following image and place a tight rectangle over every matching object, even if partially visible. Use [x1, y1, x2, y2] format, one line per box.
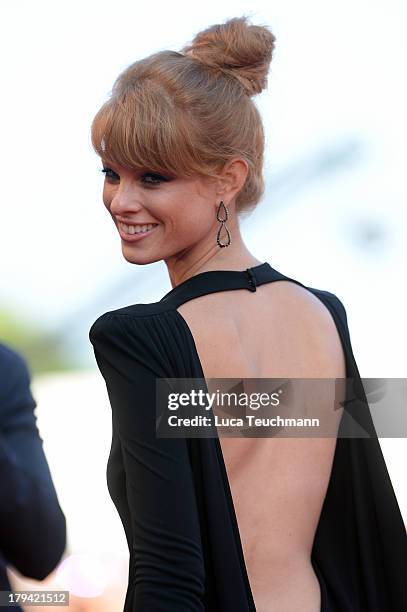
[89, 262, 407, 611]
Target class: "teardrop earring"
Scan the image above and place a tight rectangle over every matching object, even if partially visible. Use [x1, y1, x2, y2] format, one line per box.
[216, 200, 231, 248]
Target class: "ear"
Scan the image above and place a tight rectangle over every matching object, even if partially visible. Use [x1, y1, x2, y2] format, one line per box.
[215, 158, 249, 202]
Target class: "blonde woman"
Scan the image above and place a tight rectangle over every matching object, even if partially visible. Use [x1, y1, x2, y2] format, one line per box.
[89, 16, 407, 611]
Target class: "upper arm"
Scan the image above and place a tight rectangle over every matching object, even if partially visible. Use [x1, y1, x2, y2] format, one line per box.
[90, 314, 205, 610]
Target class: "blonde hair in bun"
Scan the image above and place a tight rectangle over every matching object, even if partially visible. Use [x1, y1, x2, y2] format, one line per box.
[91, 15, 276, 215]
[181, 15, 275, 97]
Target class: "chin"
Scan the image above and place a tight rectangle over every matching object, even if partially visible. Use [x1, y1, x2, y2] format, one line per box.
[121, 250, 162, 266]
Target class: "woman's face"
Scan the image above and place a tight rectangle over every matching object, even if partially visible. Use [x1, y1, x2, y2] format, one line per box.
[101, 160, 227, 267]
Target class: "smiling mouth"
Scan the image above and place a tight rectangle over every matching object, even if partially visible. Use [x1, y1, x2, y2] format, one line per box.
[118, 221, 159, 235]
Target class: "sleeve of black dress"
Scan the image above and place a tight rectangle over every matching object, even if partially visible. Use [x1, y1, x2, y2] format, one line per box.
[89, 312, 205, 611]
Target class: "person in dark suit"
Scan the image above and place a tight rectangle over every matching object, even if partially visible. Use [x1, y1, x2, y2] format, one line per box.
[0, 342, 66, 610]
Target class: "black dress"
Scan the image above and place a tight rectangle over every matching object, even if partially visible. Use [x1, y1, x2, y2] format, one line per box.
[89, 261, 407, 611]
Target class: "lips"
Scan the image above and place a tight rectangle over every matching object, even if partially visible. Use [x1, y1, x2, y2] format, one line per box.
[117, 223, 159, 242]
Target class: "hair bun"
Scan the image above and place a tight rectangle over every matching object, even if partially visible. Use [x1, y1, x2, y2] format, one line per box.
[180, 15, 276, 96]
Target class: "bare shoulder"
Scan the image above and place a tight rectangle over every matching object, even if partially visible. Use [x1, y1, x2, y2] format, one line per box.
[267, 280, 346, 378]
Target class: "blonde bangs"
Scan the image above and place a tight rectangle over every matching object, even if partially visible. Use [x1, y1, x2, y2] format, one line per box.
[90, 85, 214, 179]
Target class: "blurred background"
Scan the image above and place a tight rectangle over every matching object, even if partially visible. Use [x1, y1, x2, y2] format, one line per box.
[0, 0, 406, 609]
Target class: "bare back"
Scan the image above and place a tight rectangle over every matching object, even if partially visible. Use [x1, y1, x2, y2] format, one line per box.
[177, 280, 346, 611]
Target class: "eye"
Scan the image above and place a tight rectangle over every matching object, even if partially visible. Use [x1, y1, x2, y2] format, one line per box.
[141, 172, 169, 185]
[99, 167, 169, 185]
[100, 167, 118, 181]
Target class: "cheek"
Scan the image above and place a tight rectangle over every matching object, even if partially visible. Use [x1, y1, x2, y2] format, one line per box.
[162, 181, 215, 231]
[171, 202, 215, 237]
[102, 184, 113, 210]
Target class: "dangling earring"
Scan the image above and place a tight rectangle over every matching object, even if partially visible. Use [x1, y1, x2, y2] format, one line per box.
[216, 200, 231, 248]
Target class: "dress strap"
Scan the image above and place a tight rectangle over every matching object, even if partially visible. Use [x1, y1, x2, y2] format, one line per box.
[159, 262, 295, 309]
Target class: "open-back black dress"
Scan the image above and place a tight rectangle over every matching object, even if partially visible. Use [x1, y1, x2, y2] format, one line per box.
[89, 261, 407, 611]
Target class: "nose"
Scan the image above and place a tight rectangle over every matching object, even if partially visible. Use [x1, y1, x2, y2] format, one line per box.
[109, 181, 144, 217]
